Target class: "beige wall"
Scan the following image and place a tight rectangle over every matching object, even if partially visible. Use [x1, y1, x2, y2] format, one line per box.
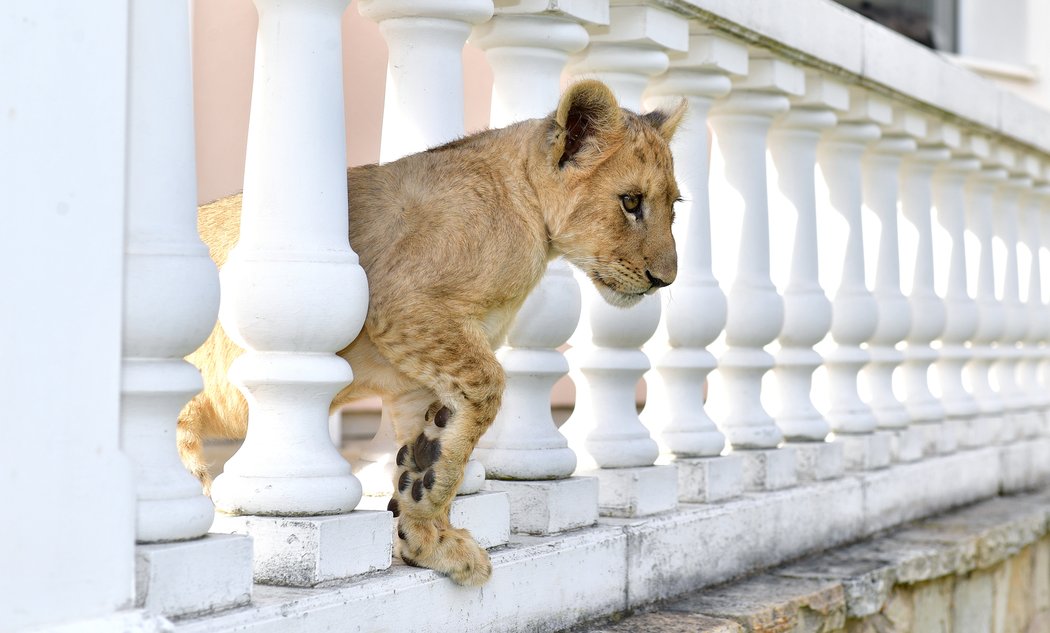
[191, 0, 494, 204]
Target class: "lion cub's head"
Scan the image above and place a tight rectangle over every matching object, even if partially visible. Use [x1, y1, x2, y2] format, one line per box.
[545, 80, 685, 308]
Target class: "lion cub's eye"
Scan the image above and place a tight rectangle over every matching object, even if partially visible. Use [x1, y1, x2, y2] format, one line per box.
[620, 193, 643, 217]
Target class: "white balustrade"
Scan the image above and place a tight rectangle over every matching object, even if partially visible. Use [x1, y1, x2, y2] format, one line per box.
[964, 163, 1009, 445]
[815, 92, 889, 470]
[121, 0, 252, 615]
[932, 152, 983, 449]
[642, 32, 746, 502]
[707, 55, 799, 490]
[898, 127, 952, 455]
[560, 3, 686, 516]
[991, 158, 1031, 444]
[766, 74, 845, 482]
[470, 2, 603, 535]
[860, 118, 916, 461]
[209, 0, 390, 586]
[358, 0, 494, 498]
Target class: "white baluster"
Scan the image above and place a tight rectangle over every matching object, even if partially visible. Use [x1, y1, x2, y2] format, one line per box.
[932, 151, 982, 450]
[1017, 156, 1045, 438]
[859, 111, 917, 462]
[990, 148, 1030, 445]
[470, 2, 604, 535]
[642, 32, 746, 502]
[707, 55, 800, 490]
[209, 0, 391, 587]
[358, 0, 494, 500]
[1038, 179, 1050, 435]
[561, 3, 686, 516]
[122, 0, 252, 614]
[963, 162, 1009, 447]
[815, 92, 891, 471]
[897, 123, 952, 455]
[766, 74, 845, 482]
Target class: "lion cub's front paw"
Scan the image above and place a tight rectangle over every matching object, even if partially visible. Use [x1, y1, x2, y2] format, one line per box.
[395, 519, 492, 586]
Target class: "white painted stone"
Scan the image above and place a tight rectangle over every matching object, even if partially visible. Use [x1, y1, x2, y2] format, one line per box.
[448, 490, 511, 548]
[643, 50, 732, 461]
[135, 534, 252, 617]
[173, 446, 1050, 633]
[835, 432, 891, 471]
[914, 421, 959, 455]
[586, 465, 678, 518]
[211, 0, 367, 517]
[816, 121, 882, 438]
[485, 477, 599, 535]
[707, 69, 788, 451]
[889, 427, 926, 463]
[861, 135, 914, 434]
[898, 146, 951, 435]
[737, 447, 797, 491]
[790, 441, 845, 482]
[671, 455, 745, 503]
[211, 511, 392, 587]
[490, 0, 608, 25]
[587, 4, 688, 51]
[178, 527, 630, 633]
[1000, 439, 1050, 493]
[768, 104, 836, 444]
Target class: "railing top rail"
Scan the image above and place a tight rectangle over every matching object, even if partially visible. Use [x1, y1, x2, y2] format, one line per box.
[652, 0, 1050, 158]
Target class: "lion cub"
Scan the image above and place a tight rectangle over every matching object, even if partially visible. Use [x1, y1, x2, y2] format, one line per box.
[182, 80, 684, 586]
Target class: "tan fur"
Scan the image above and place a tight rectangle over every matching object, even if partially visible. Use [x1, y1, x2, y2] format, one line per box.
[181, 80, 685, 586]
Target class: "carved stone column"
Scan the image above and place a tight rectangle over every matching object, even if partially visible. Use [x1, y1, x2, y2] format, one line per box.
[963, 160, 1009, 447]
[932, 149, 982, 450]
[1016, 157, 1046, 439]
[860, 110, 918, 462]
[898, 123, 952, 455]
[766, 74, 846, 482]
[990, 148, 1031, 445]
[561, 2, 687, 516]
[642, 31, 746, 502]
[707, 55, 801, 490]
[121, 0, 252, 614]
[815, 92, 891, 471]
[209, 0, 391, 587]
[470, 1, 605, 536]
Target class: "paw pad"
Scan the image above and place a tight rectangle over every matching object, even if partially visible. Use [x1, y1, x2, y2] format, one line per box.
[412, 433, 442, 471]
[434, 406, 451, 428]
[387, 497, 400, 517]
[398, 471, 412, 492]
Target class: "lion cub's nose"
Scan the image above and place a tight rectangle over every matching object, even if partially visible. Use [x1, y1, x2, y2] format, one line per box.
[646, 270, 671, 289]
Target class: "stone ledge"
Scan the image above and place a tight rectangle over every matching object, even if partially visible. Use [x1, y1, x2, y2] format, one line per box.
[581, 488, 1050, 632]
[173, 440, 1050, 633]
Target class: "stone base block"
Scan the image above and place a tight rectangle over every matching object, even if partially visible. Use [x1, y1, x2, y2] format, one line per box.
[915, 422, 957, 455]
[1000, 439, 1050, 493]
[359, 490, 511, 548]
[1021, 410, 1045, 439]
[672, 455, 744, 503]
[954, 417, 984, 450]
[1000, 413, 1024, 444]
[737, 447, 796, 491]
[211, 511, 391, 587]
[135, 533, 252, 617]
[485, 477, 598, 535]
[585, 465, 678, 518]
[836, 432, 891, 471]
[789, 441, 843, 483]
[944, 418, 970, 450]
[449, 490, 511, 547]
[889, 428, 925, 463]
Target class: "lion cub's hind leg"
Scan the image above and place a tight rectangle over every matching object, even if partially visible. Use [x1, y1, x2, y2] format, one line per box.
[376, 316, 503, 587]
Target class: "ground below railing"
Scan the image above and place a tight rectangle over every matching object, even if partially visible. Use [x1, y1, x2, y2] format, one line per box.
[172, 438, 1050, 633]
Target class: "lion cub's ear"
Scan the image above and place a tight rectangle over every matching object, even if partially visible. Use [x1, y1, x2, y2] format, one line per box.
[642, 98, 688, 143]
[550, 80, 627, 169]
